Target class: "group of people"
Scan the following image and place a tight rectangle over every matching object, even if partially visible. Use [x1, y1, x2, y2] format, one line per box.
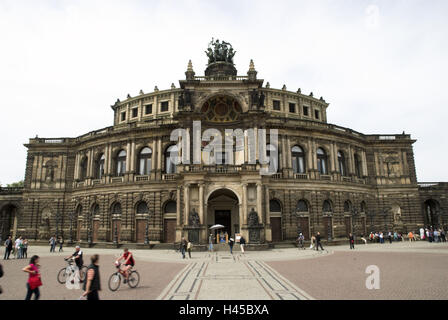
[178, 232, 247, 258]
[297, 232, 325, 251]
[367, 227, 447, 244]
[1, 243, 136, 301]
[3, 235, 29, 260]
[49, 235, 64, 252]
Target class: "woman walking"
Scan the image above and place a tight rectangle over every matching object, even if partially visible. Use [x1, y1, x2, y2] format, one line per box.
[22, 239, 28, 259]
[22, 255, 42, 300]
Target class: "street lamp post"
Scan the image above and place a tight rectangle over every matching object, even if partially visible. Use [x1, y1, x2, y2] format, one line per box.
[144, 214, 150, 245]
[113, 223, 118, 245]
[351, 208, 359, 236]
[68, 211, 74, 245]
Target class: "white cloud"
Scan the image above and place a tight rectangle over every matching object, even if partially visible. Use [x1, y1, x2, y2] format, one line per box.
[0, 0, 447, 184]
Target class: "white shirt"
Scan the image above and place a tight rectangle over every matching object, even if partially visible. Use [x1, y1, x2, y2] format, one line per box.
[15, 239, 22, 248]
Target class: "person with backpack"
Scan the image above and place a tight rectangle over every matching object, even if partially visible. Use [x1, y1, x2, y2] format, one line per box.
[297, 233, 305, 250]
[22, 255, 42, 300]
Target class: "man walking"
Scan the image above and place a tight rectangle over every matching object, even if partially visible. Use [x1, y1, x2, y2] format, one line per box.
[3, 236, 13, 260]
[239, 235, 246, 254]
[58, 237, 64, 252]
[228, 237, 234, 254]
[349, 233, 355, 249]
[82, 254, 101, 300]
[180, 237, 187, 259]
[49, 236, 56, 253]
[315, 232, 324, 251]
[208, 233, 214, 252]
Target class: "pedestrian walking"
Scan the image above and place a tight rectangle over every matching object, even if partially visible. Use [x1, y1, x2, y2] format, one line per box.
[50, 236, 57, 252]
[297, 233, 305, 250]
[315, 232, 324, 251]
[388, 232, 392, 244]
[208, 233, 214, 252]
[22, 255, 42, 300]
[82, 254, 101, 300]
[22, 238, 28, 259]
[3, 236, 13, 260]
[434, 229, 439, 242]
[239, 236, 246, 254]
[349, 233, 355, 249]
[58, 237, 64, 252]
[228, 237, 234, 254]
[379, 232, 384, 244]
[310, 235, 316, 249]
[187, 241, 192, 259]
[440, 229, 446, 242]
[180, 237, 187, 259]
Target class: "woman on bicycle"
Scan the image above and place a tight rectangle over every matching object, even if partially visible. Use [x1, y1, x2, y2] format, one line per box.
[116, 248, 134, 283]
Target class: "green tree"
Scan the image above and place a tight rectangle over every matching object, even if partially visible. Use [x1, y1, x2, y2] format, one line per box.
[6, 180, 24, 188]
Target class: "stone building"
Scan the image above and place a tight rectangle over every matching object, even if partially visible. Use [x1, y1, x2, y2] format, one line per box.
[0, 40, 447, 245]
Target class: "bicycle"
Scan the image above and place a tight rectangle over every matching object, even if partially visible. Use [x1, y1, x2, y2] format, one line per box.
[108, 262, 140, 291]
[57, 258, 87, 284]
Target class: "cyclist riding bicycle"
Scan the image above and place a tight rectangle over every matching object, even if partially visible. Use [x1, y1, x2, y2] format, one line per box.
[115, 248, 135, 283]
[297, 233, 305, 250]
[66, 245, 84, 282]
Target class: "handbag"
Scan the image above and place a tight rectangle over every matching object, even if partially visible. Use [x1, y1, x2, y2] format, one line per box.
[29, 275, 42, 290]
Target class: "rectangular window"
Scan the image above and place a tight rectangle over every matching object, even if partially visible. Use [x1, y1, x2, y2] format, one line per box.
[120, 111, 126, 121]
[315, 110, 320, 119]
[132, 108, 138, 118]
[161, 101, 169, 112]
[273, 100, 280, 110]
[289, 103, 295, 113]
[145, 104, 152, 115]
[303, 106, 309, 116]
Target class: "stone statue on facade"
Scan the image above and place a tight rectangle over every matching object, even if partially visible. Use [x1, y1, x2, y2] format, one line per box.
[258, 91, 265, 109]
[248, 208, 259, 226]
[189, 208, 200, 227]
[251, 89, 259, 108]
[178, 92, 185, 110]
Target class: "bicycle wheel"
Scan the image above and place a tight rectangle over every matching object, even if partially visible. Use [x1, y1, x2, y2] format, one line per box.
[80, 266, 88, 281]
[127, 271, 140, 288]
[57, 267, 68, 284]
[108, 273, 121, 291]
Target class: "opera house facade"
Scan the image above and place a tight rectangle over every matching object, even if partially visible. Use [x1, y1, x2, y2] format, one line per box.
[0, 40, 446, 246]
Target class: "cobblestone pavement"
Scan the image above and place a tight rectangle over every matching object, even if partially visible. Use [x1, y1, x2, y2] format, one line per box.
[0, 241, 446, 300]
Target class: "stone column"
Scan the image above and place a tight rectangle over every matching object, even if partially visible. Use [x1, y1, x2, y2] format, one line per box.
[130, 140, 136, 173]
[157, 138, 162, 175]
[265, 185, 272, 242]
[307, 138, 313, 170]
[330, 142, 336, 172]
[362, 150, 368, 176]
[176, 186, 181, 226]
[242, 183, 248, 225]
[184, 184, 190, 225]
[286, 137, 292, 168]
[256, 183, 263, 224]
[199, 183, 204, 224]
[74, 152, 80, 180]
[126, 141, 131, 173]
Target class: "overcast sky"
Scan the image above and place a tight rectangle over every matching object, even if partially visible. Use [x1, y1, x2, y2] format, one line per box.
[0, 0, 447, 185]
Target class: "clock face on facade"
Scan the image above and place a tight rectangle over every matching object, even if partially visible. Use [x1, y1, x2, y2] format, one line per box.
[201, 96, 242, 122]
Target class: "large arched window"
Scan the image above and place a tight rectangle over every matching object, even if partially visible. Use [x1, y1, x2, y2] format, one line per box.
[138, 147, 152, 175]
[360, 201, 367, 213]
[136, 201, 149, 214]
[165, 145, 178, 174]
[269, 200, 282, 212]
[164, 200, 177, 214]
[116, 150, 127, 176]
[292, 146, 306, 174]
[354, 153, 362, 178]
[111, 202, 122, 215]
[80, 157, 88, 180]
[317, 148, 328, 175]
[95, 154, 105, 179]
[338, 151, 346, 176]
[296, 200, 309, 212]
[323, 200, 332, 213]
[344, 200, 352, 213]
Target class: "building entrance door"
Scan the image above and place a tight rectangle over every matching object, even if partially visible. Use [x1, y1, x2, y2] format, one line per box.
[136, 219, 146, 243]
[164, 219, 176, 243]
[270, 217, 282, 242]
[215, 210, 231, 241]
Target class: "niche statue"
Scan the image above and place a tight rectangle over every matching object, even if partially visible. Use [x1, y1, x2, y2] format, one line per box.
[189, 208, 200, 227]
[248, 208, 259, 226]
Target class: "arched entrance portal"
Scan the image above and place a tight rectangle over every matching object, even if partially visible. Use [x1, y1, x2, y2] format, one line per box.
[423, 199, 440, 228]
[206, 188, 240, 242]
[0, 204, 17, 241]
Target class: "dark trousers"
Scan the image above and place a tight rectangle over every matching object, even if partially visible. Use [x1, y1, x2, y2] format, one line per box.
[350, 241, 354, 249]
[4, 248, 11, 259]
[50, 244, 56, 252]
[25, 283, 40, 300]
[59, 244, 63, 252]
[187, 248, 191, 258]
[229, 245, 233, 254]
[181, 247, 186, 259]
[316, 241, 324, 251]
[87, 290, 99, 300]
[22, 248, 27, 259]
